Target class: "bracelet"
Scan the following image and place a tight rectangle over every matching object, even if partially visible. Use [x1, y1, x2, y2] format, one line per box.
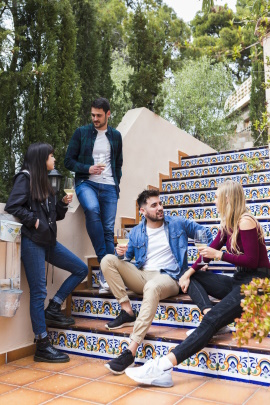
[214, 251, 225, 261]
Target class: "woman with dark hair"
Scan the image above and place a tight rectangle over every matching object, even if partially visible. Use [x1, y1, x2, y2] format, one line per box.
[5, 143, 88, 363]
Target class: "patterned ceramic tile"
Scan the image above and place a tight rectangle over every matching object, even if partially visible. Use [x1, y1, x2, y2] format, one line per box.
[217, 348, 250, 382]
[48, 328, 116, 359]
[158, 302, 183, 326]
[160, 185, 270, 206]
[249, 351, 270, 385]
[188, 347, 219, 377]
[180, 147, 268, 167]
[72, 296, 99, 318]
[162, 171, 270, 191]
[164, 201, 270, 221]
[113, 335, 131, 358]
[172, 160, 270, 179]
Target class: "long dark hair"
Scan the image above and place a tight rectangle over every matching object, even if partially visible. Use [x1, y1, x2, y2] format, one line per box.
[22, 142, 55, 201]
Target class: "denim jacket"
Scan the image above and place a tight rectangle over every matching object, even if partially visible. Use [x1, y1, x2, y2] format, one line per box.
[123, 216, 213, 280]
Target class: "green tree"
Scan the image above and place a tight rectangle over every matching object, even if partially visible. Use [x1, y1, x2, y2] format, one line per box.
[110, 49, 133, 128]
[71, 0, 101, 125]
[0, 0, 27, 201]
[162, 56, 235, 150]
[126, 2, 189, 113]
[0, 0, 80, 200]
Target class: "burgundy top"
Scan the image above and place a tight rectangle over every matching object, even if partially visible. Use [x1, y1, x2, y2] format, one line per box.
[192, 228, 270, 271]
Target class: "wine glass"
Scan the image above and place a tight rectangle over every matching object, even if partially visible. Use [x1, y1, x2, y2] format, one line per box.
[96, 153, 106, 179]
[117, 228, 130, 259]
[64, 177, 75, 207]
[194, 229, 208, 265]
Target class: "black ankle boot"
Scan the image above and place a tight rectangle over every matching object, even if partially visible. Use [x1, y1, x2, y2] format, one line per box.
[34, 336, 70, 363]
[45, 299, 75, 327]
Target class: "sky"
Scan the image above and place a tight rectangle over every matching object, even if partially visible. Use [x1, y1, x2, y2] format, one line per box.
[163, 0, 237, 22]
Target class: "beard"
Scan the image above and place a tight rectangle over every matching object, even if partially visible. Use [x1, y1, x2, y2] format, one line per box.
[145, 210, 164, 222]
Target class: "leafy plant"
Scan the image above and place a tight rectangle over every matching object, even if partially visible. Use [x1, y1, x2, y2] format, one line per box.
[234, 277, 270, 346]
[241, 156, 264, 175]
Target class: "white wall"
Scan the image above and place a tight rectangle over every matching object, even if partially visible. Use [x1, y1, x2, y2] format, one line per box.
[115, 108, 215, 229]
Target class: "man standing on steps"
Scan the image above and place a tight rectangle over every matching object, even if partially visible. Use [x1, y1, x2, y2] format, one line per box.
[65, 98, 123, 290]
[101, 189, 213, 374]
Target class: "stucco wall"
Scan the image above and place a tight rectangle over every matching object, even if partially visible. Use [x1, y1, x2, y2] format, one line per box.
[115, 107, 215, 229]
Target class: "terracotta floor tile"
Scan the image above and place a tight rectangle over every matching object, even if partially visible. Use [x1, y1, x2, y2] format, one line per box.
[245, 388, 270, 404]
[178, 398, 225, 405]
[68, 380, 133, 403]
[112, 387, 181, 405]
[29, 356, 86, 372]
[52, 397, 97, 405]
[0, 387, 54, 405]
[101, 372, 140, 387]
[190, 379, 257, 404]
[0, 383, 17, 395]
[0, 364, 20, 376]
[0, 368, 51, 386]
[143, 372, 208, 396]
[28, 374, 87, 395]
[63, 362, 109, 379]
[8, 355, 35, 367]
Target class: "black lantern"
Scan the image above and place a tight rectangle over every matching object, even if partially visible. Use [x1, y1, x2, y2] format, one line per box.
[48, 169, 63, 194]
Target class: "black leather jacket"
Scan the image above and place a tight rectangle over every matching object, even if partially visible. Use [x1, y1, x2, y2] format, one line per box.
[5, 171, 68, 246]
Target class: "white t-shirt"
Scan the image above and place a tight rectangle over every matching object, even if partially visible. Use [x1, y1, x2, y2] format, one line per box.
[143, 224, 178, 272]
[89, 129, 115, 185]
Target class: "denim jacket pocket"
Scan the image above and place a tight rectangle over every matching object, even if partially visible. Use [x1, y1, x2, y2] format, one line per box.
[170, 230, 185, 248]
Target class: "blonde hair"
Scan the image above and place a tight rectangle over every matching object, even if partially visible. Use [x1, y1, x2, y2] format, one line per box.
[217, 180, 264, 254]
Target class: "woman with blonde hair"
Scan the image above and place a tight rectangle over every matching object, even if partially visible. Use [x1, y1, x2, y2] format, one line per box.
[125, 180, 270, 387]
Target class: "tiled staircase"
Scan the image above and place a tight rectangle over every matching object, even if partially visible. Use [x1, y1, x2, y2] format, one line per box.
[49, 145, 270, 386]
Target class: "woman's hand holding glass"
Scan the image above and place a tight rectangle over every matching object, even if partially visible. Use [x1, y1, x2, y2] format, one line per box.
[64, 177, 75, 207]
[197, 246, 222, 260]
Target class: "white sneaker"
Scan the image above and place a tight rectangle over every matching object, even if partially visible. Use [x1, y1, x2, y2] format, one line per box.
[99, 272, 110, 291]
[186, 325, 231, 337]
[125, 357, 173, 387]
[214, 325, 231, 335]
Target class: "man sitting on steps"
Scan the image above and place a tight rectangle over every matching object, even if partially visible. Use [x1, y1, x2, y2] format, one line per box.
[101, 189, 213, 374]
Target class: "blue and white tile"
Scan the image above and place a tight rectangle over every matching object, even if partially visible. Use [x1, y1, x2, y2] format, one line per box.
[188, 347, 219, 377]
[217, 348, 250, 382]
[163, 171, 270, 191]
[181, 304, 202, 327]
[249, 350, 270, 385]
[180, 148, 268, 167]
[158, 302, 183, 326]
[113, 335, 131, 358]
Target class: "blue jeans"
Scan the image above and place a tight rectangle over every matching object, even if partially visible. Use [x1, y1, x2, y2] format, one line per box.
[76, 180, 118, 262]
[21, 236, 88, 339]
[172, 270, 267, 364]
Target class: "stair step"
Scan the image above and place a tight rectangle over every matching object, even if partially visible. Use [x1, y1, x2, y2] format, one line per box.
[71, 289, 236, 330]
[163, 200, 270, 221]
[162, 170, 270, 191]
[172, 160, 270, 179]
[192, 219, 270, 241]
[48, 318, 270, 386]
[160, 184, 270, 206]
[180, 146, 268, 168]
